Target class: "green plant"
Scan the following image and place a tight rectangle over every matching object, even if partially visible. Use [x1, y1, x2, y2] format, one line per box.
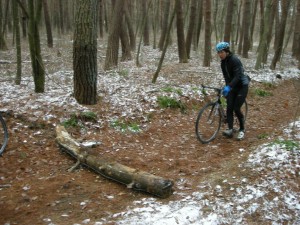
[62, 111, 97, 128]
[262, 82, 275, 89]
[157, 96, 186, 111]
[161, 86, 183, 96]
[119, 69, 129, 77]
[110, 119, 141, 133]
[257, 133, 269, 139]
[80, 111, 97, 122]
[272, 139, 299, 151]
[62, 113, 79, 128]
[254, 88, 272, 97]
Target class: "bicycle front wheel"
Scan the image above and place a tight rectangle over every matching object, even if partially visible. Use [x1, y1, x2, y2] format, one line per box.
[0, 113, 8, 156]
[195, 102, 221, 144]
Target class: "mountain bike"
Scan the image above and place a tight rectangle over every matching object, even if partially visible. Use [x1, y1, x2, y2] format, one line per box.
[0, 112, 8, 155]
[195, 85, 248, 144]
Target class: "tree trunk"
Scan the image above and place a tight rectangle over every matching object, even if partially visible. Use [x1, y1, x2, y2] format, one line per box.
[104, 0, 124, 70]
[99, 0, 104, 38]
[270, 0, 291, 70]
[175, 0, 188, 63]
[223, 0, 234, 43]
[42, 0, 53, 48]
[0, 0, 8, 50]
[120, 17, 132, 61]
[250, 0, 258, 49]
[292, 0, 300, 60]
[152, 6, 176, 83]
[255, 0, 275, 69]
[203, 0, 211, 67]
[242, 0, 251, 58]
[142, 0, 150, 46]
[13, 0, 22, 85]
[55, 125, 174, 198]
[73, 0, 98, 105]
[19, 0, 27, 39]
[194, 0, 203, 49]
[28, 0, 45, 93]
[158, 0, 170, 51]
[124, 0, 135, 51]
[185, 0, 196, 58]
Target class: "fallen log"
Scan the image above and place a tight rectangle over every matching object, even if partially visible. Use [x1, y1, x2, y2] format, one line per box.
[55, 125, 174, 198]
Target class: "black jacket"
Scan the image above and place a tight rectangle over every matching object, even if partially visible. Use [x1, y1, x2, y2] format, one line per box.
[221, 54, 249, 89]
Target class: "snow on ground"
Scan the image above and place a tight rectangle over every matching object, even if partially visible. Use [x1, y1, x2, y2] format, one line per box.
[99, 121, 300, 225]
[0, 46, 299, 224]
[1, 46, 299, 122]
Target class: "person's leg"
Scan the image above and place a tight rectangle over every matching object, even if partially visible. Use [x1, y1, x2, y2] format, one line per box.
[234, 85, 248, 131]
[223, 91, 235, 137]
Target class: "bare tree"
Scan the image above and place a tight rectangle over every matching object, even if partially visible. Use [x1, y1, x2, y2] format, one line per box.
[0, 0, 8, 50]
[203, 0, 211, 67]
[255, 0, 276, 69]
[104, 0, 125, 70]
[242, 0, 251, 58]
[73, 0, 98, 104]
[43, 0, 53, 48]
[12, 0, 21, 84]
[27, 0, 45, 93]
[158, 0, 170, 51]
[292, 0, 300, 60]
[185, 0, 196, 58]
[223, 0, 235, 43]
[270, 0, 291, 70]
[175, 0, 188, 63]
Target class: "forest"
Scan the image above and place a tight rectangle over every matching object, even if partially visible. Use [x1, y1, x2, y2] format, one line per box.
[0, 0, 299, 104]
[0, 0, 300, 224]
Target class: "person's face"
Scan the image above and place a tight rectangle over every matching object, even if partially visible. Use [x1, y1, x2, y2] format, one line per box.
[217, 50, 227, 60]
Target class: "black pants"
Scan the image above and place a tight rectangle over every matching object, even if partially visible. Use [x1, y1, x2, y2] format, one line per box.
[226, 85, 248, 131]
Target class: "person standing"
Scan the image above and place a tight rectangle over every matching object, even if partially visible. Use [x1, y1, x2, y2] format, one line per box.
[216, 42, 250, 140]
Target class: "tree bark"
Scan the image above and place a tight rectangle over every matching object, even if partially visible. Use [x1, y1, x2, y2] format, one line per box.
[104, 0, 124, 70]
[223, 0, 234, 43]
[158, 0, 170, 51]
[73, 0, 98, 105]
[242, 0, 251, 58]
[270, 0, 291, 70]
[42, 0, 53, 48]
[28, 0, 45, 93]
[175, 0, 188, 63]
[185, 0, 196, 58]
[203, 0, 211, 67]
[255, 0, 275, 69]
[292, 0, 300, 60]
[12, 0, 22, 85]
[56, 125, 174, 198]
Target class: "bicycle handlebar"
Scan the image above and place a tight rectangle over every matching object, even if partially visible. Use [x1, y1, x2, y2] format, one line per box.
[201, 84, 221, 92]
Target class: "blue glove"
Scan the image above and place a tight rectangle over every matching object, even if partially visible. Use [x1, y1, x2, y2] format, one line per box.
[222, 85, 231, 97]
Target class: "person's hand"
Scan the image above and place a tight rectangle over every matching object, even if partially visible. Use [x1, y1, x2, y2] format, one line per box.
[222, 85, 231, 97]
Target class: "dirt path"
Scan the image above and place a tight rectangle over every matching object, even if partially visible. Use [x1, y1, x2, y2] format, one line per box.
[0, 79, 299, 224]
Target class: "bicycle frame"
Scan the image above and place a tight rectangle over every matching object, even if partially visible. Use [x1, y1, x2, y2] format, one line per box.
[0, 112, 8, 156]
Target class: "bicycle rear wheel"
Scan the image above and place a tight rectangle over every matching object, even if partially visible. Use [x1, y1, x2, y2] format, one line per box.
[0, 113, 8, 156]
[195, 102, 221, 144]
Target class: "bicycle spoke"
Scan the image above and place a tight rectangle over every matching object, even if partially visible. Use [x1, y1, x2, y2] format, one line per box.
[0, 114, 8, 155]
[196, 103, 221, 144]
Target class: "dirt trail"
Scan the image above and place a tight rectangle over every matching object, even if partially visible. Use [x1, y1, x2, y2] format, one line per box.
[0, 79, 299, 224]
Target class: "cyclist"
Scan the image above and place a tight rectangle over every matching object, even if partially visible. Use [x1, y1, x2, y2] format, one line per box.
[216, 42, 250, 140]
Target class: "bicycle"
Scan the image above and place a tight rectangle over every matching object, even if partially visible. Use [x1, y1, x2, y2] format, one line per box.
[0, 112, 8, 156]
[195, 84, 248, 144]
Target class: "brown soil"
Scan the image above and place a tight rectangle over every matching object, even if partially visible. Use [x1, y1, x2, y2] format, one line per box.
[0, 74, 299, 224]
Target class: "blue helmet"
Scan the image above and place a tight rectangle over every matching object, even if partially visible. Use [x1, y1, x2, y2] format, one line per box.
[216, 42, 230, 52]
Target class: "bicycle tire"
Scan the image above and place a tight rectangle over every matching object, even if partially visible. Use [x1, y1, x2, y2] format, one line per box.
[0, 113, 8, 156]
[195, 102, 221, 144]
